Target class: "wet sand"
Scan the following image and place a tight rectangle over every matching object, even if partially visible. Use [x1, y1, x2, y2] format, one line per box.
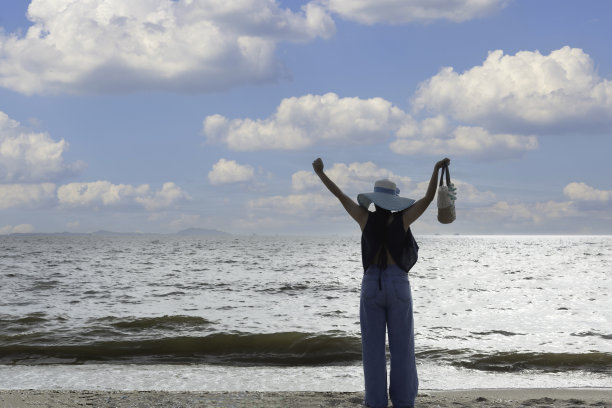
[0, 388, 610, 407]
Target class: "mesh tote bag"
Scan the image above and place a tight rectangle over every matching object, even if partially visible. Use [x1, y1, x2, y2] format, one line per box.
[437, 164, 456, 224]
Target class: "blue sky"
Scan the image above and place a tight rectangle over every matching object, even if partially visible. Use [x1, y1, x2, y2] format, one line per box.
[1, 0, 611, 235]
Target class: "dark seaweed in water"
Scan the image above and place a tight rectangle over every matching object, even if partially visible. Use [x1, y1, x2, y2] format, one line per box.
[416, 348, 612, 374]
[2, 325, 610, 375]
[0, 331, 362, 366]
[94, 315, 215, 330]
[452, 351, 612, 373]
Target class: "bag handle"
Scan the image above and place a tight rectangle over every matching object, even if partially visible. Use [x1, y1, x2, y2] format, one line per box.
[445, 163, 451, 186]
[439, 164, 451, 187]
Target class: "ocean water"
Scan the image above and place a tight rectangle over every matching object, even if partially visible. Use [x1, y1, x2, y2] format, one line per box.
[0, 234, 610, 391]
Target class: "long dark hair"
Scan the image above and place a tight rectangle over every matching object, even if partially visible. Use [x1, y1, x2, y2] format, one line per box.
[374, 205, 391, 270]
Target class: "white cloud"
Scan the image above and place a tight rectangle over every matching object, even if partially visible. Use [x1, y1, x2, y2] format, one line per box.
[203, 92, 409, 150]
[243, 174, 603, 233]
[472, 200, 577, 226]
[392, 46, 611, 159]
[0, 224, 35, 234]
[135, 182, 191, 211]
[208, 158, 255, 185]
[409, 178, 496, 205]
[391, 124, 538, 159]
[0, 0, 334, 95]
[57, 181, 145, 207]
[322, 0, 507, 24]
[452, 180, 497, 205]
[293, 163, 497, 205]
[563, 182, 611, 201]
[205, 93, 538, 159]
[247, 193, 337, 215]
[413, 46, 612, 133]
[533, 201, 577, 220]
[66, 220, 80, 229]
[292, 161, 413, 193]
[57, 181, 188, 210]
[0, 111, 84, 182]
[0, 183, 56, 209]
[250, 168, 496, 227]
[243, 192, 342, 233]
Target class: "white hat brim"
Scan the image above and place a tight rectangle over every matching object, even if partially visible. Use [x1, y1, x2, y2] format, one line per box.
[357, 192, 416, 211]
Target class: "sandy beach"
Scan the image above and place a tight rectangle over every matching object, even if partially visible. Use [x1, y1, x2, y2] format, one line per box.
[0, 389, 609, 407]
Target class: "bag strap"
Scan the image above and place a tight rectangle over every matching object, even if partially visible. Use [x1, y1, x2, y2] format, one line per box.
[445, 163, 451, 186]
[439, 163, 451, 187]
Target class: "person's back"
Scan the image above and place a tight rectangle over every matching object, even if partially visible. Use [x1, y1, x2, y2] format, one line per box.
[362, 206, 418, 273]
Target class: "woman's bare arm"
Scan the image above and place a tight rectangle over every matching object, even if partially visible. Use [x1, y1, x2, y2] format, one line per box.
[402, 158, 450, 228]
[313, 158, 369, 230]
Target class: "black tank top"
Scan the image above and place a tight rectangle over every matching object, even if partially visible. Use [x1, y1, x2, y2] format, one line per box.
[361, 210, 419, 273]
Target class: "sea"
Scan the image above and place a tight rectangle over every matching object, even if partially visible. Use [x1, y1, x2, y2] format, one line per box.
[0, 234, 610, 391]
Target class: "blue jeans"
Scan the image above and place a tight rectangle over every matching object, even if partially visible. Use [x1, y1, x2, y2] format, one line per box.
[360, 265, 418, 408]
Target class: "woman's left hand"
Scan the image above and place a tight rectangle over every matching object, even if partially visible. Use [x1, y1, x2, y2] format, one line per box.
[312, 158, 324, 174]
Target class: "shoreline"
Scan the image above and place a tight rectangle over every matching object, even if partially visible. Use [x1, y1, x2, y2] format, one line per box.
[1, 388, 610, 407]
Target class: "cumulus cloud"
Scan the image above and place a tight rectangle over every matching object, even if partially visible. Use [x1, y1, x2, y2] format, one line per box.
[250, 165, 496, 223]
[409, 178, 496, 205]
[204, 92, 538, 159]
[391, 123, 538, 159]
[322, 0, 507, 24]
[135, 182, 191, 211]
[203, 93, 409, 150]
[57, 181, 146, 207]
[0, 0, 334, 95]
[247, 193, 337, 216]
[208, 158, 255, 185]
[0, 111, 84, 182]
[0, 224, 35, 234]
[242, 192, 338, 233]
[413, 46, 612, 133]
[57, 181, 189, 210]
[474, 200, 577, 225]
[563, 182, 611, 201]
[247, 162, 418, 223]
[292, 161, 413, 193]
[0, 183, 56, 209]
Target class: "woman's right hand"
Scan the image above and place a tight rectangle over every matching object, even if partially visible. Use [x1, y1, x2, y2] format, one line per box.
[436, 157, 450, 169]
[312, 157, 324, 174]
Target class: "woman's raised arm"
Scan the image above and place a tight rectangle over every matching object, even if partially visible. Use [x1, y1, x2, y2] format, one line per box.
[313, 158, 369, 230]
[402, 158, 450, 228]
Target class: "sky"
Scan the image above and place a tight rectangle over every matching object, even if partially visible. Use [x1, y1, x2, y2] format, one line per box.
[0, 0, 611, 236]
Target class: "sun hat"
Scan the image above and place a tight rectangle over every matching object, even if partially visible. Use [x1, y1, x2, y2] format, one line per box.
[357, 179, 415, 211]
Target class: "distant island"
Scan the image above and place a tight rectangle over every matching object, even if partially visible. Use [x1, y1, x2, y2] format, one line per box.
[7, 228, 231, 237]
[175, 228, 230, 236]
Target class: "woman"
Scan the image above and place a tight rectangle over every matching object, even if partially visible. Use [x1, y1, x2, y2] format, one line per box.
[312, 157, 450, 408]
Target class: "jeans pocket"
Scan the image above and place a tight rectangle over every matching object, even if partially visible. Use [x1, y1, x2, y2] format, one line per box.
[392, 279, 412, 302]
[361, 278, 379, 300]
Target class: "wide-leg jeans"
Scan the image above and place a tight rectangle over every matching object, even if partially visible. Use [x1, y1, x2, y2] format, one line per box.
[360, 265, 418, 408]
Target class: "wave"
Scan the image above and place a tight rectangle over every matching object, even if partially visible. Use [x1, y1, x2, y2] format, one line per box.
[0, 313, 50, 332]
[93, 315, 214, 330]
[2, 328, 610, 375]
[460, 351, 612, 373]
[0, 313, 48, 325]
[570, 330, 612, 340]
[470, 330, 526, 337]
[418, 349, 612, 374]
[0, 332, 362, 366]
